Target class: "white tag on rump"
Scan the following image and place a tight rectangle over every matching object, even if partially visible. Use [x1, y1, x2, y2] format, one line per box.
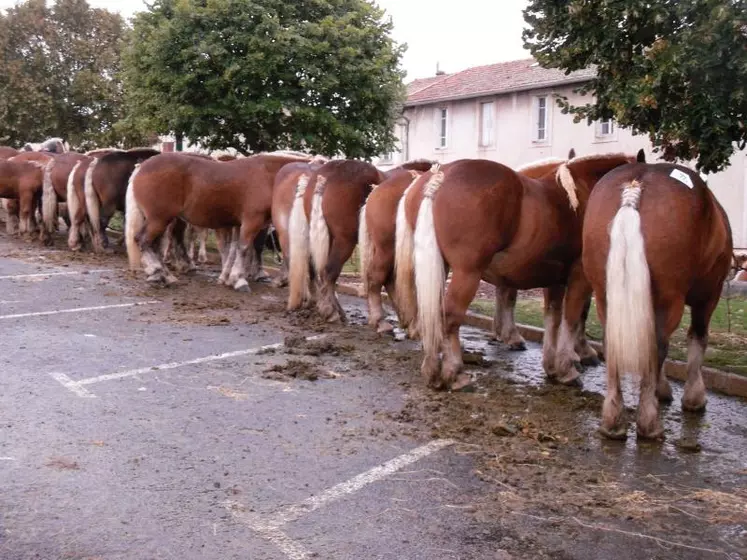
[670, 168, 694, 189]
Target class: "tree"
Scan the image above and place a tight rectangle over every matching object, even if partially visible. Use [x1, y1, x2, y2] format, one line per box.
[523, 0, 747, 173]
[0, 0, 153, 149]
[120, 0, 406, 157]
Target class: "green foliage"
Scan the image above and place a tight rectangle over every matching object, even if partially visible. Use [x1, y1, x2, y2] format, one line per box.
[523, 0, 747, 173]
[0, 0, 153, 149]
[121, 0, 406, 157]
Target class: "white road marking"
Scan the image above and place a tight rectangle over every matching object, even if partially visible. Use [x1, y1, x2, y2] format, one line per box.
[223, 439, 455, 560]
[0, 301, 158, 321]
[50, 335, 325, 398]
[0, 269, 111, 280]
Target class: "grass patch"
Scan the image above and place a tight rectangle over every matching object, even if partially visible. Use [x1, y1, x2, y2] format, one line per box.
[471, 295, 747, 376]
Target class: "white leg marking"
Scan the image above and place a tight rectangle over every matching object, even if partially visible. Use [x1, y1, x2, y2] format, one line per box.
[223, 439, 454, 559]
[0, 301, 158, 321]
[50, 335, 325, 397]
[0, 269, 111, 280]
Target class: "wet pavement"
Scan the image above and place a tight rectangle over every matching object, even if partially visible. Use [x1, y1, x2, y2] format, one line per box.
[0, 236, 745, 560]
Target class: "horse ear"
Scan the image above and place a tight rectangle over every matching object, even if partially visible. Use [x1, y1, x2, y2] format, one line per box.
[568, 148, 576, 159]
[636, 149, 646, 163]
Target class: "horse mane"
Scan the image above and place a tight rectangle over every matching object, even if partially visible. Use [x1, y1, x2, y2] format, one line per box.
[397, 159, 436, 172]
[254, 150, 313, 160]
[516, 156, 566, 173]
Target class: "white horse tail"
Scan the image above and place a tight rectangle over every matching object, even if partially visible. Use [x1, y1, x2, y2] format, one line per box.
[393, 173, 422, 330]
[41, 158, 58, 235]
[308, 174, 329, 278]
[357, 201, 372, 297]
[413, 167, 447, 360]
[124, 165, 145, 270]
[605, 179, 657, 378]
[287, 173, 312, 309]
[84, 157, 101, 242]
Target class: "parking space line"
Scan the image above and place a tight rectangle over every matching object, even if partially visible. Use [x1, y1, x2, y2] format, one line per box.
[50, 335, 325, 398]
[0, 269, 111, 280]
[0, 301, 159, 321]
[223, 439, 454, 559]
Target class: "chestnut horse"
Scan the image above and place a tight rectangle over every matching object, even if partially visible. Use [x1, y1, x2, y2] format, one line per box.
[583, 163, 732, 440]
[0, 147, 20, 233]
[0, 155, 49, 236]
[40, 152, 88, 244]
[85, 148, 161, 251]
[125, 152, 313, 288]
[271, 158, 331, 288]
[286, 160, 385, 322]
[399, 152, 640, 390]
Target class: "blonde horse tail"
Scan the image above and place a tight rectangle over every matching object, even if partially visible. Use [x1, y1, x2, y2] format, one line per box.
[357, 201, 372, 297]
[413, 167, 447, 361]
[605, 179, 657, 378]
[84, 157, 101, 245]
[393, 174, 421, 330]
[41, 159, 58, 236]
[287, 173, 312, 309]
[309, 175, 329, 278]
[124, 165, 145, 270]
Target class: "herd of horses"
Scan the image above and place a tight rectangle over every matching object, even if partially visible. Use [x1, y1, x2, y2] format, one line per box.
[0, 139, 733, 441]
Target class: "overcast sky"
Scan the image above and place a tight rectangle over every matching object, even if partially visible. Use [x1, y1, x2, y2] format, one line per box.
[0, 0, 531, 79]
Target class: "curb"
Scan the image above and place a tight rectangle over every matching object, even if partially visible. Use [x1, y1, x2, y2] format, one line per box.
[328, 282, 747, 401]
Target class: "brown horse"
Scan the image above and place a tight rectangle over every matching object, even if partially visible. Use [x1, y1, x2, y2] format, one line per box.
[0, 154, 50, 236]
[582, 163, 732, 440]
[0, 147, 20, 233]
[286, 160, 385, 322]
[85, 148, 161, 251]
[398, 152, 640, 390]
[270, 158, 330, 288]
[126, 151, 313, 288]
[40, 152, 88, 244]
[358, 168, 423, 335]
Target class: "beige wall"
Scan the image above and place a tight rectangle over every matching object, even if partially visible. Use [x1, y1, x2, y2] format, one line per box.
[379, 86, 747, 247]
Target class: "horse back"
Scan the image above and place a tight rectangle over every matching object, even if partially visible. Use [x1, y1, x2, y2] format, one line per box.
[586, 163, 732, 301]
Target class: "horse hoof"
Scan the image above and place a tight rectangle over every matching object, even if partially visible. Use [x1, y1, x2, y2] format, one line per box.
[598, 424, 628, 440]
[508, 341, 527, 352]
[146, 273, 164, 285]
[556, 370, 582, 387]
[636, 425, 665, 441]
[580, 355, 601, 367]
[682, 398, 707, 413]
[376, 321, 394, 334]
[234, 279, 251, 293]
[449, 373, 475, 392]
[272, 277, 287, 288]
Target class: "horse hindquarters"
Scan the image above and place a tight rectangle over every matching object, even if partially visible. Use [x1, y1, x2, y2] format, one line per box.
[602, 182, 660, 439]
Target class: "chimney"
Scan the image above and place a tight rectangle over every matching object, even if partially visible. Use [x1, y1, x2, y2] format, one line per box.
[436, 62, 445, 76]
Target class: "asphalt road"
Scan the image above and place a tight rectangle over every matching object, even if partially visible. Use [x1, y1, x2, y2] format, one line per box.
[0, 237, 744, 560]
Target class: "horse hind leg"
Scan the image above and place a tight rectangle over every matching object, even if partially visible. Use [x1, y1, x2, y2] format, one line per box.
[367, 248, 395, 334]
[439, 268, 482, 391]
[494, 284, 526, 351]
[574, 294, 602, 366]
[540, 285, 564, 379]
[681, 299, 716, 412]
[316, 238, 349, 323]
[138, 218, 177, 286]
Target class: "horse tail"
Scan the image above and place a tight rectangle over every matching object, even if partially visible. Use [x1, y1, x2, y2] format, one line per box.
[357, 201, 372, 297]
[41, 158, 57, 235]
[84, 157, 101, 234]
[287, 173, 312, 309]
[413, 167, 447, 360]
[309, 175, 329, 278]
[124, 165, 145, 270]
[393, 173, 421, 330]
[605, 179, 657, 378]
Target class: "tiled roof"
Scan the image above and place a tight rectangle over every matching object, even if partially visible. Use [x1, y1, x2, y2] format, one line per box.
[405, 58, 595, 106]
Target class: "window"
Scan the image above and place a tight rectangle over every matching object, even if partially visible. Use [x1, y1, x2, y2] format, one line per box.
[534, 96, 548, 142]
[380, 151, 393, 163]
[596, 118, 615, 138]
[479, 101, 494, 147]
[437, 107, 448, 149]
